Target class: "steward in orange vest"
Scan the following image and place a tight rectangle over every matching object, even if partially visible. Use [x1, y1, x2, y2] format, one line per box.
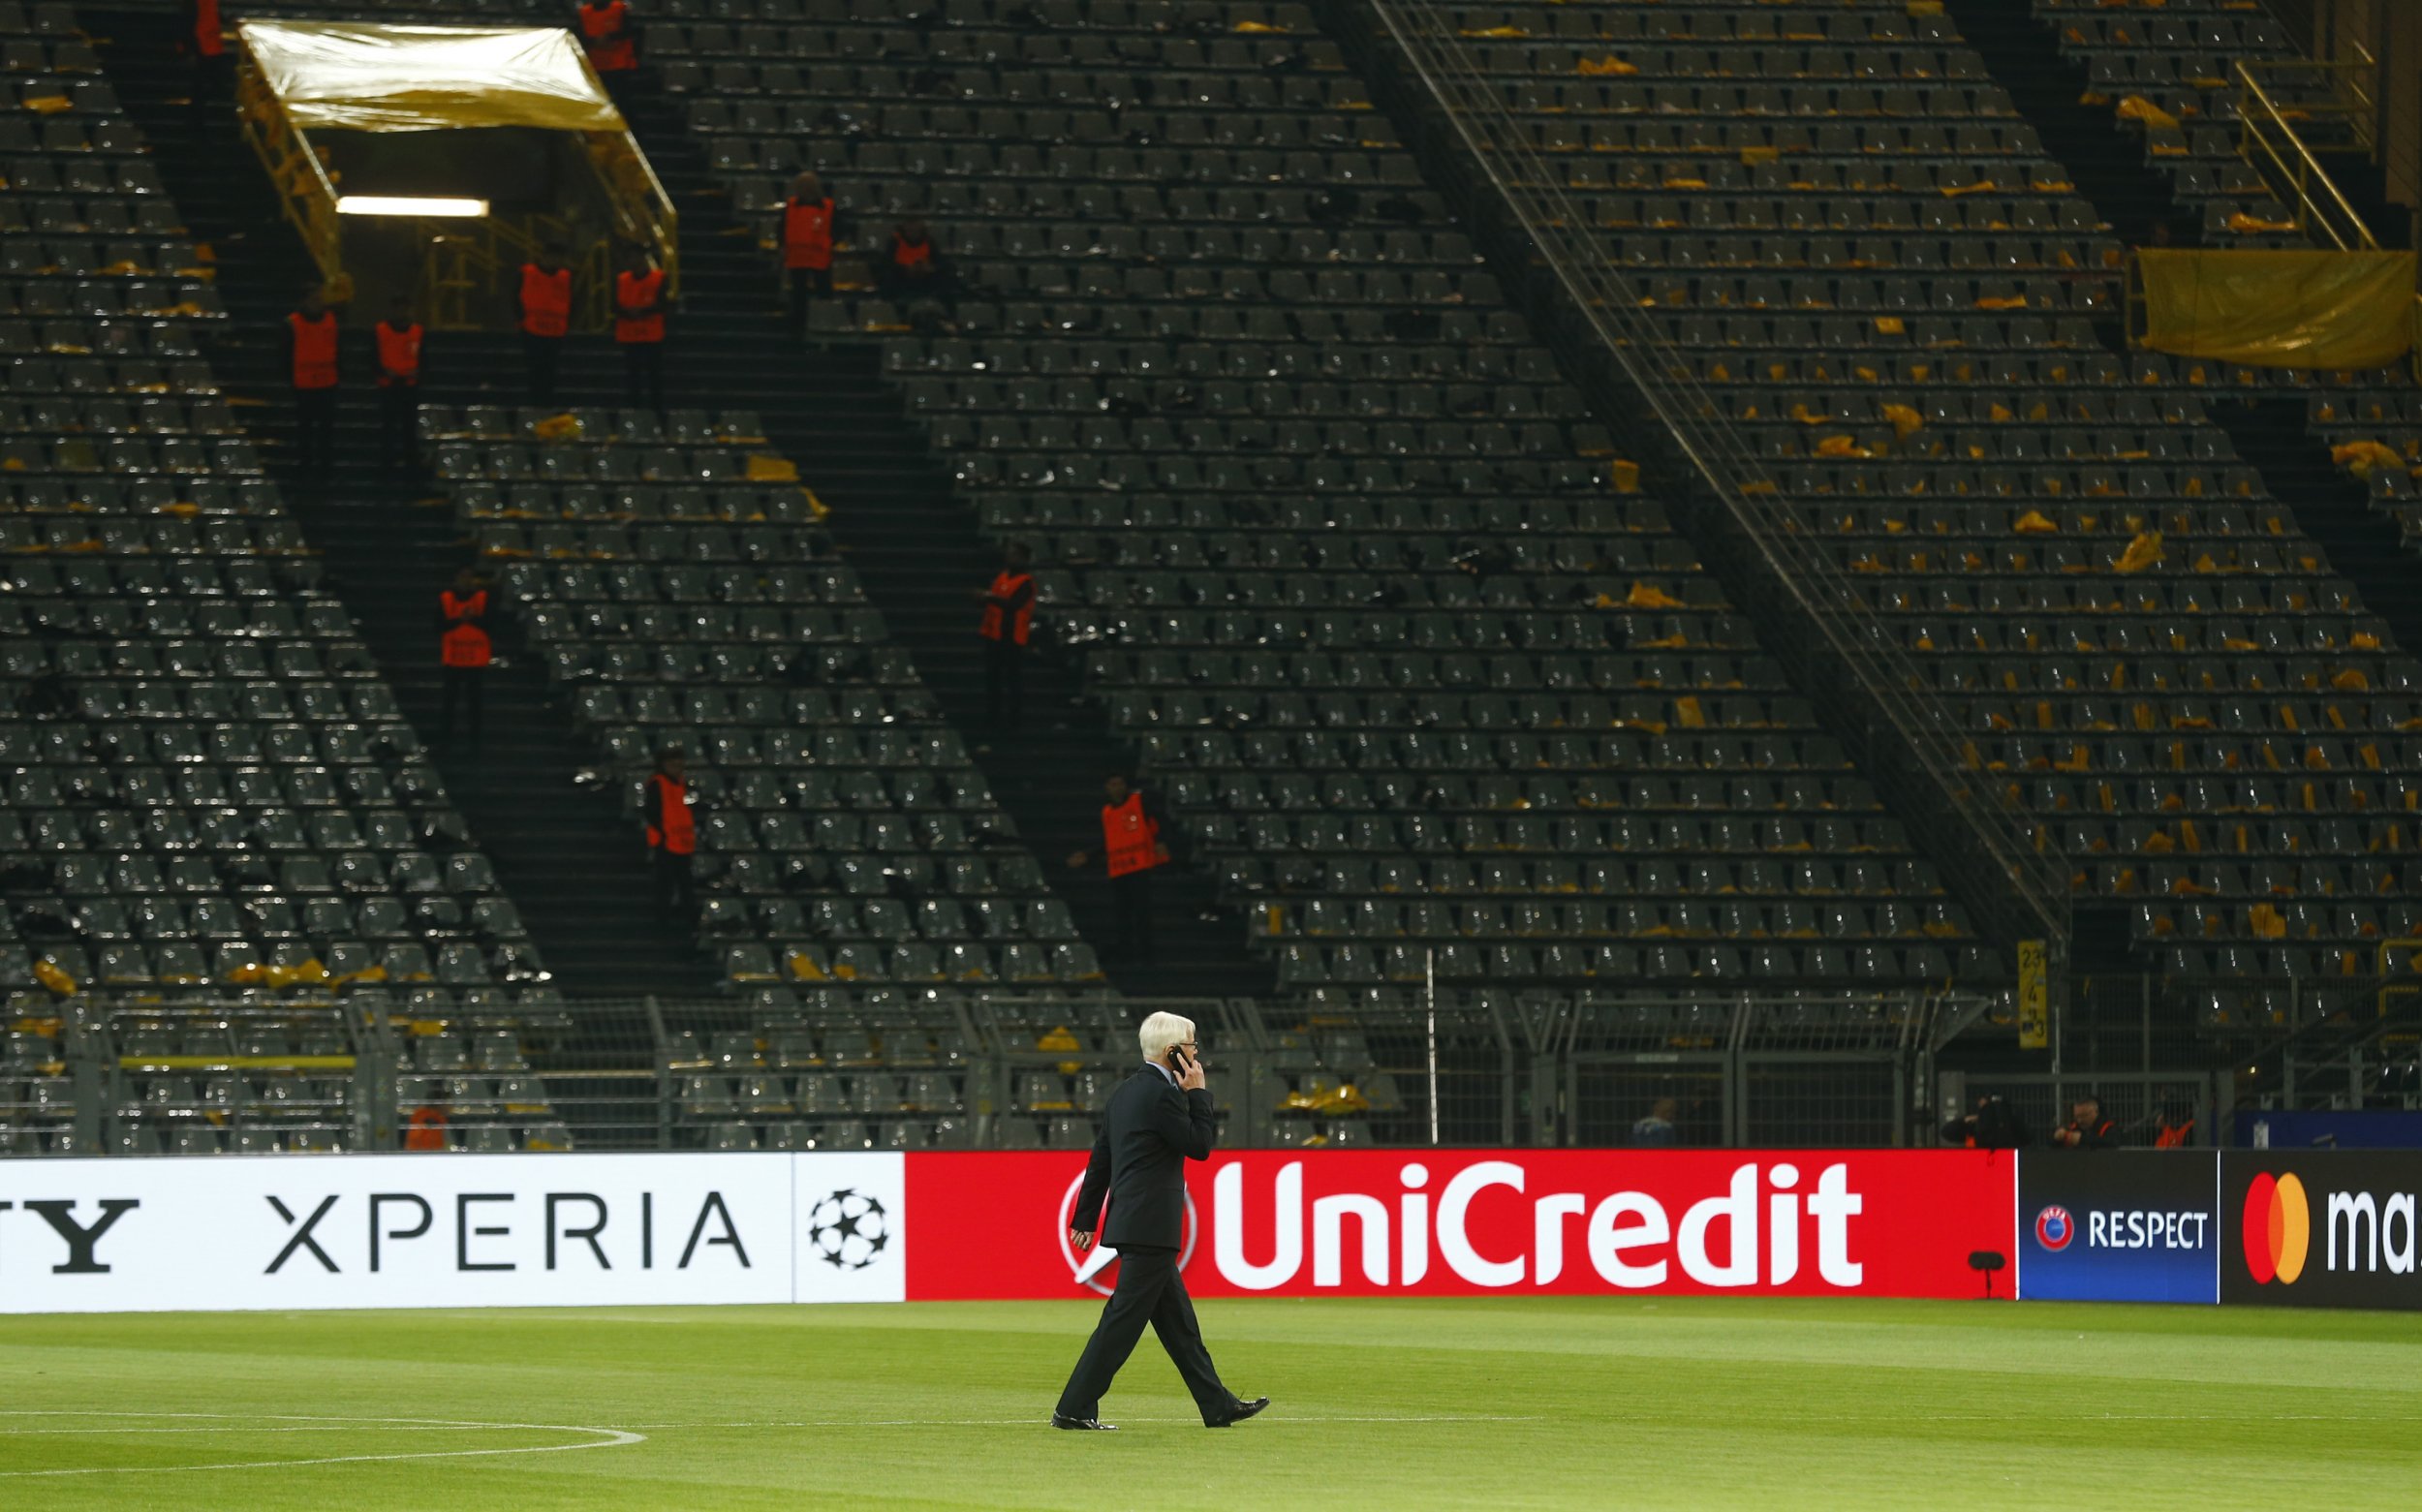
[182, 0, 232, 125]
[284, 289, 339, 481]
[614, 245, 668, 409]
[646, 747, 698, 923]
[976, 541, 1035, 733]
[780, 171, 836, 337]
[577, 0, 637, 75]
[877, 217, 949, 302]
[404, 1103, 450, 1152]
[187, 0, 223, 58]
[516, 250, 573, 404]
[1067, 774, 1170, 963]
[374, 295, 423, 475]
[436, 567, 491, 744]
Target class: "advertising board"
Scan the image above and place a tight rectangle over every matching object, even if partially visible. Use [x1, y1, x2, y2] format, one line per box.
[908, 1149, 2016, 1302]
[2220, 1152, 2422, 1311]
[2015, 1152, 2218, 1304]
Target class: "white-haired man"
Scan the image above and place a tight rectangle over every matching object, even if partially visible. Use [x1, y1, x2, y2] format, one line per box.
[1051, 1011, 1269, 1432]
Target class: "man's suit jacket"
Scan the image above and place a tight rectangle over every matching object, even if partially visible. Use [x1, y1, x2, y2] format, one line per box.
[1071, 1065, 1218, 1250]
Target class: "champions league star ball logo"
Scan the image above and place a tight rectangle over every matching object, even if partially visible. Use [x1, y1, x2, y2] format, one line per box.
[2033, 1205, 2076, 1252]
[807, 1188, 890, 1271]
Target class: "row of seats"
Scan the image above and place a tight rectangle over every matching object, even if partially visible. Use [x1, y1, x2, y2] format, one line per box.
[644, 0, 1982, 988]
[0, 13, 550, 1003]
[1425, 0, 2418, 978]
[425, 370, 1087, 991]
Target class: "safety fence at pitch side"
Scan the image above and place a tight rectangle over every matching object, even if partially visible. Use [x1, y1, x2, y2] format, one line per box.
[7, 1147, 2416, 1314]
[2, 989, 1996, 1157]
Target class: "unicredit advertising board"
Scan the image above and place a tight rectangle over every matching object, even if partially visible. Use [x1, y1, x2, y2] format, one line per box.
[0, 1149, 2015, 1312]
[909, 1149, 2017, 1300]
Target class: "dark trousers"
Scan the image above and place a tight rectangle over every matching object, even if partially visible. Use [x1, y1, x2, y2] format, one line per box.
[788, 266, 830, 338]
[1056, 1244, 1231, 1424]
[378, 384, 419, 473]
[438, 663, 483, 741]
[982, 636, 1024, 732]
[1111, 870, 1156, 963]
[293, 386, 336, 480]
[652, 846, 696, 922]
[523, 333, 562, 405]
[621, 340, 665, 409]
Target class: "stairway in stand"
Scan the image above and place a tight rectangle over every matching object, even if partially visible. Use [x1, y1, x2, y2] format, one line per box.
[88, 17, 1271, 999]
[609, 89, 1275, 999]
[2211, 398, 2422, 658]
[1940, 0, 2196, 249]
[90, 16, 725, 996]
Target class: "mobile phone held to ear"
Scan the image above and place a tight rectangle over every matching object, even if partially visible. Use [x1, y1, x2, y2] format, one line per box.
[1166, 1045, 1192, 1076]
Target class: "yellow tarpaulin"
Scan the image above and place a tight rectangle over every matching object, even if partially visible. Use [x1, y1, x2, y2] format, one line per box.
[239, 21, 623, 133]
[2137, 248, 2417, 369]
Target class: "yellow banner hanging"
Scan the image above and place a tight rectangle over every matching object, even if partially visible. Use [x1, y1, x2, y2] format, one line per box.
[2136, 248, 2417, 370]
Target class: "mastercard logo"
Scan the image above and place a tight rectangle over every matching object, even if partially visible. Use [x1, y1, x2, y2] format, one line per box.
[2242, 1171, 2311, 1285]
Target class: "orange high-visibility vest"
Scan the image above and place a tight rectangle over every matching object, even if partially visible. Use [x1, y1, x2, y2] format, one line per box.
[439, 589, 491, 668]
[784, 197, 834, 270]
[1102, 792, 1165, 879]
[404, 1106, 448, 1151]
[890, 232, 934, 272]
[193, 0, 225, 57]
[288, 310, 338, 389]
[374, 321, 422, 386]
[579, 0, 637, 72]
[978, 570, 1033, 646]
[614, 268, 666, 344]
[2154, 1121, 2193, 1149]
[519, 262, 572, 338]
[648, 772, 696, 855]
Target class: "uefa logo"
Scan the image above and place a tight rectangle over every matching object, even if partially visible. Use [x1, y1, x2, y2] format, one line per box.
[2033, 1205, 2076, 1251]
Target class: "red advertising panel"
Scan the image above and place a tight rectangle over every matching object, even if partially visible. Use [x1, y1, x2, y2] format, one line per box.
[907, 1150, 2014, 1302]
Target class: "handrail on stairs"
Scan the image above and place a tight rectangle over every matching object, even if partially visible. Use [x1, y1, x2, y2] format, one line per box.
[2233, 61, 2377, 254]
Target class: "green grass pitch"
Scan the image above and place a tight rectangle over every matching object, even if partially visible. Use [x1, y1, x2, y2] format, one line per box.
[5, 1298, 2419, 1509]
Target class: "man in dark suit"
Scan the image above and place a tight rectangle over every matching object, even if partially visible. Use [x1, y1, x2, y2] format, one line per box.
[1051, 1011, 1269, 1432]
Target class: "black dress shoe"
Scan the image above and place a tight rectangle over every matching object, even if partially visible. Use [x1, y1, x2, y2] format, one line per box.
[1205, 1396, 1270, 1428]
[1051, 1413, 1116, 1431]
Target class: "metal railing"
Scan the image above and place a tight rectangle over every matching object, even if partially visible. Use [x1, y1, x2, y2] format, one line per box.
[5, 990, 2029, 1156]
[1337, 0, 2073, 978]
[233, 40, 346, 300]
[2234, 59, 2378, 252]
[233, 31, 675, 333]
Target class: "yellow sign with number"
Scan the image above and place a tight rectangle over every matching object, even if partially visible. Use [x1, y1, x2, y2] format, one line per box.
[2017, 940, 2048, 1050]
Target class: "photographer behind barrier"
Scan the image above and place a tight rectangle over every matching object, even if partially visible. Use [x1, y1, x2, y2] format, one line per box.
[1050, 1011, 1270, 1433]
[1940, 1094, 2029, 1150]
[2049, 1094, 2119, 1151]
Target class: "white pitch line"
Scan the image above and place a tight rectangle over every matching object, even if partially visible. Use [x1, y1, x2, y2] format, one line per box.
[608, 1414, 1542, 1429]
[0, 1412, 643, 1478]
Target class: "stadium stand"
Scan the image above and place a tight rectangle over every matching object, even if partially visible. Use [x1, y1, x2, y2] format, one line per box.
[0, 1, 551, 1043]
[2027, 0, 2354, 245]
[1382, 0, 2422, 1009]
[634, 0, 1990, 995]
[11, 0, 2412, 1160]
[425, 399, 1108, 991]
